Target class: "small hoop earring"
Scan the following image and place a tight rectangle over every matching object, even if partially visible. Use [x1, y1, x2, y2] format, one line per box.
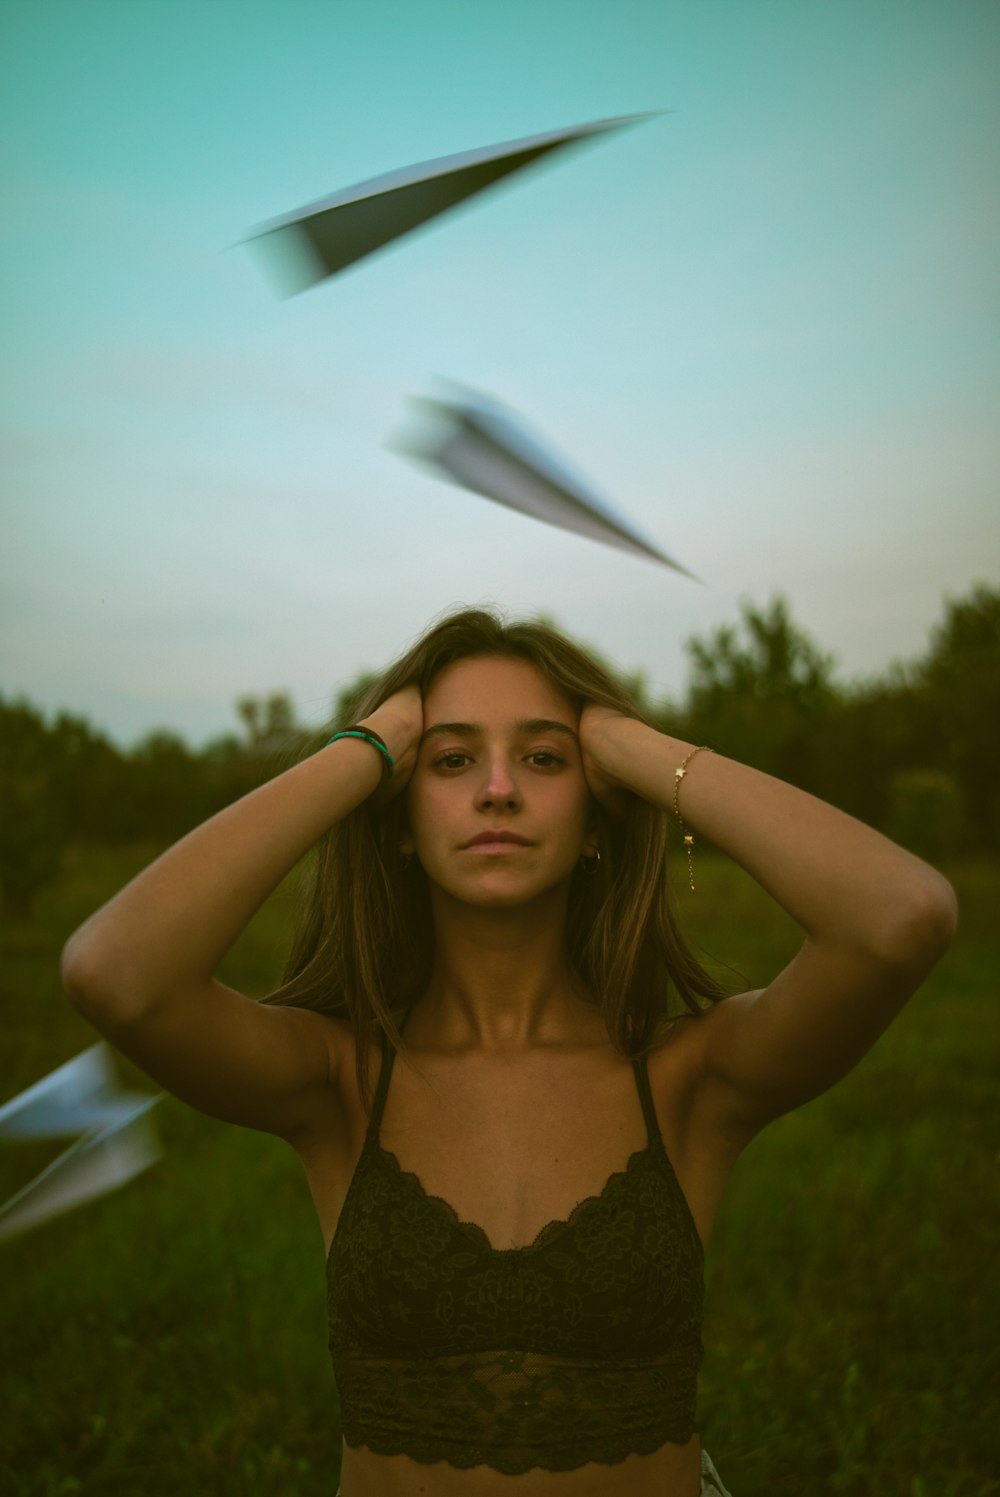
[399, 851, 414, 871]
[579, 849, 601, 875]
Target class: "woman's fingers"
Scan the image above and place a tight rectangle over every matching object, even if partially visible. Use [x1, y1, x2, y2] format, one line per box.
[578, 703, 634, 816]
[362, 685, 423, 803]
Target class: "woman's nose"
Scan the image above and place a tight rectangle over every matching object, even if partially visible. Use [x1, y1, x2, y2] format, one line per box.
[475, 757, 521, 810]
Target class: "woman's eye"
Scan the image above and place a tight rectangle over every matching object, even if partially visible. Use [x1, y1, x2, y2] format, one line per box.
[528, 750, 562, 768]
[434, 751, 470, 770]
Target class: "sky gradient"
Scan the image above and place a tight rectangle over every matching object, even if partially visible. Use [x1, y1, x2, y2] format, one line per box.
[3, 0, 998, 746]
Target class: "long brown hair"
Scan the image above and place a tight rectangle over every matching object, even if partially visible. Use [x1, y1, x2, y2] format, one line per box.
[265, 606, 728, 1112]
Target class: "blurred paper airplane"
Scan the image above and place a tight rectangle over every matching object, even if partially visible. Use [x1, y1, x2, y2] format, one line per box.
[0, 1044, 162, 1240]
[394, 383, 697, 576]
[247, 113, 657, 293]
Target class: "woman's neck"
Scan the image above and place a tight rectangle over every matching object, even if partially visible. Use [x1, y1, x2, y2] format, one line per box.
[411, 886, 600, 1052]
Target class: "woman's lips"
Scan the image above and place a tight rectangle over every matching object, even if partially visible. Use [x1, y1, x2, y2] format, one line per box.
[463, 830, 532, 849]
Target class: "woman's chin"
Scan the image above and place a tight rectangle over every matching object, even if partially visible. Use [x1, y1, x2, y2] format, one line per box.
[429, 867, 575, 912]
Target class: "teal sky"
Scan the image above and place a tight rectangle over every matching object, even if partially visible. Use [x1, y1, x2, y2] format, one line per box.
[3, 0, 998, 746]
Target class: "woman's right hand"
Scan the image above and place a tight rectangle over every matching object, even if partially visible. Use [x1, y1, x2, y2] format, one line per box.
[360, 684, 423, 803]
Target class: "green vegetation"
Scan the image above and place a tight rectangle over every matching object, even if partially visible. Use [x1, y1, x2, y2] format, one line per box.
[2, 582, 998, 918]
[1, 848, 997, 1496]
[1, 583, 997, 1492]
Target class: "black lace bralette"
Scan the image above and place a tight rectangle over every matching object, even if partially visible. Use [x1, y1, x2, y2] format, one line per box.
[326, 1031, 704, 1475]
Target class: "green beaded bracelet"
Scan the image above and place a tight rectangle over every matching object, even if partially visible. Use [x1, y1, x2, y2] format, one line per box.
[325, 726, 395, 781]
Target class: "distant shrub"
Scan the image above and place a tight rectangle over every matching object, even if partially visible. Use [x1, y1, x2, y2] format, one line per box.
[886, 769, 964, 861]
[0, 703, 67, 918]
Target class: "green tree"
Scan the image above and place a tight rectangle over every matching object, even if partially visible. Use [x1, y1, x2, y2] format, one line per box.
[811, 666, 938, 833]
[235, 691, 307, 774]
[915, 580, 1000, 849]
[0, 698, 66, 918]
[121, 730, 202, 841]
[236, 691, 299, 749]
[48, 710, 128, 841]
[677, 597, 839, 791]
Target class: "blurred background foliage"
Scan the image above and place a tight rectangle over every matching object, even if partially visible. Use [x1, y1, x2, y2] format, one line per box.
[2, 582, 997, 1495]
[2, 580, 997, 920]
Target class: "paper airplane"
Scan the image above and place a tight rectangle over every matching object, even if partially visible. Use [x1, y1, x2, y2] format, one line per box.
[394, 384, 697, 575]
[247, 114, 656, 292]
[0, 1044, 162, 1240]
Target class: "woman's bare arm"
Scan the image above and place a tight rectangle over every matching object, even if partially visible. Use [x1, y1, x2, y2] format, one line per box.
[580, 708, 958, 1136]
[60, 689, 422, 1139]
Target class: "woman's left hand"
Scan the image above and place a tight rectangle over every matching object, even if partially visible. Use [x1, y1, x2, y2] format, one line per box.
[578, 703, 638, 816]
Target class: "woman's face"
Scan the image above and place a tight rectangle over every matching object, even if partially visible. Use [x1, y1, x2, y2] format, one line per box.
[402, 654, 597, 908]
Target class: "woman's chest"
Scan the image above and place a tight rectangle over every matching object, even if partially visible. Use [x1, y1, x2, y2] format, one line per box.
[296, 1034, 733, 1259]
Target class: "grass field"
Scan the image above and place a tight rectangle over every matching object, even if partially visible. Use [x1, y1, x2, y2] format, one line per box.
[1, 845, 997, 1497]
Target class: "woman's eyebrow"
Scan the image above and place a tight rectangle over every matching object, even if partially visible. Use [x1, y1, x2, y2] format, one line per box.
[421, 718, 579, 744]
[517, 717, 578, 741]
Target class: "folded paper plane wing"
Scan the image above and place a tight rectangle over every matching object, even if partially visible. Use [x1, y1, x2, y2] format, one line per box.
[247, 114, 655, 292]
[0, 1045, 162, 1239]
[0, 1044, 135, 1139]
[395, 385, 697, 575]
[0, 1100, 162, 1240]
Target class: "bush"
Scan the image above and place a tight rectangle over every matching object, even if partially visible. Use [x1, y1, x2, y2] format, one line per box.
[886, 769, 965, 861]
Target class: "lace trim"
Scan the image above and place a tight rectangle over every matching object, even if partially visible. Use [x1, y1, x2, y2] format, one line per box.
[342, 1423, 687, 1474]
[370, 1135, 679, 1256]
[335, 1345, 699, 1474]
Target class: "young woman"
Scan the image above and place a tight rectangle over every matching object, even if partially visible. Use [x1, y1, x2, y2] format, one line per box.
[61, 607, 957, 1497]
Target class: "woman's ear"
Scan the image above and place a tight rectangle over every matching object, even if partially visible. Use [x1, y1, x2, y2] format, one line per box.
[581, 818, 600, 859]
[582, 801, 603, 857]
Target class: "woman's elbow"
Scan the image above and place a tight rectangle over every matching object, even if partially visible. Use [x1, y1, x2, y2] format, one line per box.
[61, 930, 150, 1025]
[61, 931, 110, 1015]
[877, 869, 958, 972]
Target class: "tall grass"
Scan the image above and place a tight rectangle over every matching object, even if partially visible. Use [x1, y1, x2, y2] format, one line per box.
[1, 847, 997, 1496]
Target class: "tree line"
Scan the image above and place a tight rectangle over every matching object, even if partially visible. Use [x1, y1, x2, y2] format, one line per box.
[1, 582, 996, 918]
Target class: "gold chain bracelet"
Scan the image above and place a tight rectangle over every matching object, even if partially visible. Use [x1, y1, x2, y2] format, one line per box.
[673, 746, 713, 892]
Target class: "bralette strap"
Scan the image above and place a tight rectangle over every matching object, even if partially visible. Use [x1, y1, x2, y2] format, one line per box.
[632, 1052, 663, 1147]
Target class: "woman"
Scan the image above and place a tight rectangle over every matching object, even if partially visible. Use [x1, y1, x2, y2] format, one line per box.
[61, 607, 957, 1496]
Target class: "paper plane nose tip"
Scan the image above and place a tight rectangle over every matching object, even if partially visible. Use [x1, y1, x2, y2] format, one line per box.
[394, 383, 697, 578]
